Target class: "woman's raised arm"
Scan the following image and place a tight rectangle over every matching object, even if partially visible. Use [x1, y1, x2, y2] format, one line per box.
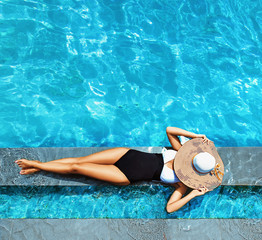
[166, 127, 211, 150]
[166, 185, 209, 213]
[166, 127, 197, 151]
[166, 127, 199, 139]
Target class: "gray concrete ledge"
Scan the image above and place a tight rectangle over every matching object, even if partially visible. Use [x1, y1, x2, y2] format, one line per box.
[0, 219, 261, 240]
[0, 147, 261, 186]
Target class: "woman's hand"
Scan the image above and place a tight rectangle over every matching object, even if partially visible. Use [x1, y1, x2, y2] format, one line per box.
[191, 187, 209, 197]
[195, 134, 213, 144]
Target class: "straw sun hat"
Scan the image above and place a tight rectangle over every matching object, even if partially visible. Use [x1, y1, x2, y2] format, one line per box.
[174, 138, 224, 190]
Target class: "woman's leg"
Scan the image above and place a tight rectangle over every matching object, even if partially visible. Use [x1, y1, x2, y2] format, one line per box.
[16, 148, 130, 174]
[21, 148, 130, 165]
[56, 147, 130, 164]
[16, 160, 130, 185]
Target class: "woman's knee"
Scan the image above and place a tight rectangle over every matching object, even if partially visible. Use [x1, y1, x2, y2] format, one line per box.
[70, 163, 81, 173]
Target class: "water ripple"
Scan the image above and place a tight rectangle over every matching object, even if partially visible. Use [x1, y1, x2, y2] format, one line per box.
[0, 185, 261, 218]
[0, 0, 261, 147]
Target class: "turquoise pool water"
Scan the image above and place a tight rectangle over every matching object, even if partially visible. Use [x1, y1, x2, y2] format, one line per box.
[0, 0, 261, 148]
[0, 186, 261, 219]
[0, 0, 261, 221]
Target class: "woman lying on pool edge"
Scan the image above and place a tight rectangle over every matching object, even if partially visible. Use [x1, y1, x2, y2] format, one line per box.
[15, 127, 224, 213]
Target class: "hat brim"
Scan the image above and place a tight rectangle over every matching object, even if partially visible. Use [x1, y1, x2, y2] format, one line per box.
[174, 138, 224, 190]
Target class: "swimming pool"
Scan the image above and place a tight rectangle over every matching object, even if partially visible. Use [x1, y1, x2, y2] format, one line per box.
[0, 185, 261, 219]
[0, 0, 261, 148]
[0, 0, 261, 233]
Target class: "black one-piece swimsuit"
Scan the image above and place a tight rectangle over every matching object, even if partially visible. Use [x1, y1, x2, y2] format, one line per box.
[114, 149, 164, 183]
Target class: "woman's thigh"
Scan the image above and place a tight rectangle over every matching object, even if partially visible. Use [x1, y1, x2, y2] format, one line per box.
[72, 162, 130, 185]
[77, 147, 130, 165]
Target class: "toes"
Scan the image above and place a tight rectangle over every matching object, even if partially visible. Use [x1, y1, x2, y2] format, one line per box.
[15, 160, 25, 168]
[15, 160, 23, 165]
[15, 159, 26, 163]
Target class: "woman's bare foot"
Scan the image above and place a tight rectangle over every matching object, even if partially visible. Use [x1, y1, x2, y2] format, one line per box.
[15, 159, 40, 169]
[15, 159, 40, 175]
[20, 168, 40, 175]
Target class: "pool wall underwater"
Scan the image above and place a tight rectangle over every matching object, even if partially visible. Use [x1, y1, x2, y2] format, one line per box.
[0, 146, 261, 239]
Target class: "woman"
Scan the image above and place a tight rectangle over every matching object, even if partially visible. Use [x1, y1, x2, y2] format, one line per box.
[15, 127, 224, 213]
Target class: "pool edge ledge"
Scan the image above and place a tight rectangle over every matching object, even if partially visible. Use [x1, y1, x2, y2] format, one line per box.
[1, 146, 261, 186]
